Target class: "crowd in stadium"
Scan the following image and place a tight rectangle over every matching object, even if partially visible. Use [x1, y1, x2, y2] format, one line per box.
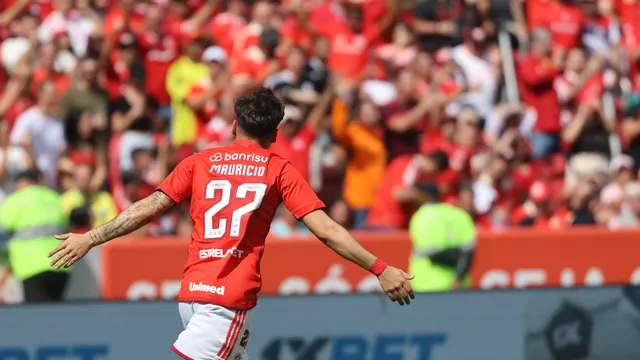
[1, 0, 640, 236]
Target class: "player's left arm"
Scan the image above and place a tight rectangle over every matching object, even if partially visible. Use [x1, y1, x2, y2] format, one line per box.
[278, 161, 414, 305]
[302, 210, 415, 305]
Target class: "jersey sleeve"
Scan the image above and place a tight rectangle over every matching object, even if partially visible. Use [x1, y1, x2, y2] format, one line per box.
[277, 161, 325, 219]
[156, 154, 195, 203]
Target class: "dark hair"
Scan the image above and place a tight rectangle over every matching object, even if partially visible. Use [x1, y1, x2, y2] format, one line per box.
[13, 168, 42, 183]
[234, 87, 285, 138]
[415, 182, 440, 201]
[131, 147, 153, 160]
[69, 206, 91, 229]
[428, 151, 450, 172]
[65, 110, 88, 146]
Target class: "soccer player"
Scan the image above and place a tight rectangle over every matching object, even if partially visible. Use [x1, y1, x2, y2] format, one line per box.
[48, 88, 415, 360]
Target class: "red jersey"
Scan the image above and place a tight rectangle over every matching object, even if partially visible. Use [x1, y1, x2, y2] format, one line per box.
[156, 140, 325, 309]
[541, 1, 585, 49]
[209, 12, 247, 55]
[365, 155, 419, 229]
[140, 31, 178, 105]
[269, 124, 316, 182]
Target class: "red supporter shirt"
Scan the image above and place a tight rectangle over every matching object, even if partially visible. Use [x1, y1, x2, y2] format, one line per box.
[103, 8, 145, 37]
[230, 47, 273, 84]
[209, 12, 247, 56]
[315, 22, 380, 79]
[541, 1, 585, 49]
[232, 23, 262, 58]
[2, 95, 33, 131]
[617, 0, 640, 36]
[518, 53, 562, 133]
[361, 0, 388, 46]
[619, 1, 640, 78]
[156, 140, 325, 309]
[269, 124, 316, 182]
[527, 0, 555, 29]
[365, 155, 418, 229]
[140, 31, 177, 105]
[186, 79, 220, 134]
[280, 17, 313, 50]
[104, 59, 130, 100]
[199, 116, 234, 149]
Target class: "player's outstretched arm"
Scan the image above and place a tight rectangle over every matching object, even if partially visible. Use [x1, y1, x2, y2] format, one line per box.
[48, 190, 175, 269]
[301, 209, 415, 305]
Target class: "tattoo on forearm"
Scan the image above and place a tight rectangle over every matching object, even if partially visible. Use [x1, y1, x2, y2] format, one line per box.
[89, 191, 175, 246]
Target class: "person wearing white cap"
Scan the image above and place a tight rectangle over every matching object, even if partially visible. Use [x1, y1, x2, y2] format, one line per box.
[184, 46, 231, 151]
[201, 45, 228, 65]
[184, 46, 228, 116]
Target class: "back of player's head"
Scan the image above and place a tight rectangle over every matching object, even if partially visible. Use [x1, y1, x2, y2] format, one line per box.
[234, 87, 285, 139]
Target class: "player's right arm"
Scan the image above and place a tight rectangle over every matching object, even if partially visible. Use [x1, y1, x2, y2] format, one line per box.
[48, 191, 175, 269]
[48, 155, 197, 269]
[278, 161, 415, 306]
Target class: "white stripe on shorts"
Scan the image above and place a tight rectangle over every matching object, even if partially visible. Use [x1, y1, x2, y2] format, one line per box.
[218, 310, 246, 360]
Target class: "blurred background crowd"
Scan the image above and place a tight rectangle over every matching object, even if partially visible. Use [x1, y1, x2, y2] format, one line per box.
[2, 0, 640, 237]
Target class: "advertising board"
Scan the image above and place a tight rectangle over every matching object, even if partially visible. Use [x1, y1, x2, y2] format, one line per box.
[0, 249, 102, 304]
[3, 229, 640, 302]
[2, 287, 640, 360]
[100, 229, 640, 300]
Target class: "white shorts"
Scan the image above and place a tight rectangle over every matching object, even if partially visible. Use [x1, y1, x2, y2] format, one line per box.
[172, 302, 252, 360]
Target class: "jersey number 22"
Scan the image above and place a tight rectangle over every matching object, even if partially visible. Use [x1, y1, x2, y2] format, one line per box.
[204, 179, 267, 239]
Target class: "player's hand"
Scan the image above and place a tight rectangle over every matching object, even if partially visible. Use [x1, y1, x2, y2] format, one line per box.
[378, 266, 415, 306]
[48, 233, 94, 269]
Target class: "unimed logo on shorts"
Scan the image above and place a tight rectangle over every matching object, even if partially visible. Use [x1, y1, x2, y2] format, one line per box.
[189, 282, 225, 295]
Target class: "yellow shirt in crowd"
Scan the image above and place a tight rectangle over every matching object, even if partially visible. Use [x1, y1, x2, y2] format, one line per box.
[60, 190, 118, 229]
[165, 56, 210, 146]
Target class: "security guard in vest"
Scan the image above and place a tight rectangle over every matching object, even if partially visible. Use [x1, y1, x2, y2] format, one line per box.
[408, 184, 476, 292]
[0, 169, 69, 302]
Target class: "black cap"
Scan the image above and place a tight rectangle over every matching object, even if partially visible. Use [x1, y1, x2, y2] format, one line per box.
[415, 182, 440, 202]
[13, 168, 42, 183]
[428, 150, 450, 172]
[259, 27, 281, 48]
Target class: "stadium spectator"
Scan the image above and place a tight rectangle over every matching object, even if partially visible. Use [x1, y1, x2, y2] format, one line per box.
[331, 90, 386, 229]
[166, 33, 209, 147]
[230, 26, 282, 94]
[408, 184, 476, 292]
[60, 162, 117, 229]
[9, 81, 65, 188]
[366, 150, 449, 230]
[518, 27, 563, 160]
[0, 169, 69, 302]
[0, 119, 32, 196]
[38, 0, 103, 57]
[616, 181, 640, 227]
[58, 56, 109, 130]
